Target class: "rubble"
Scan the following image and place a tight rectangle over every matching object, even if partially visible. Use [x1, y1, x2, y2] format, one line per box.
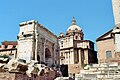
[75, 62, 120, 80]
[4, 58, 28, 72]
[0, 59, 62, 80]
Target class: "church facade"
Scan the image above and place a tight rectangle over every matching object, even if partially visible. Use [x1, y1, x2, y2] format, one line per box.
[58, 18, 97, 75]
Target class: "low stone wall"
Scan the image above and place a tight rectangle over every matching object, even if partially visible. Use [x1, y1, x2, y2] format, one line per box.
[0, 72, 35, 80]
[0, 72, 15, 80]
[68, 64, 81, 74]
[0, 72, 54, 80]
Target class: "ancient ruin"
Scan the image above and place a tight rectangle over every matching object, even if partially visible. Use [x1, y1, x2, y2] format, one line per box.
[0, 20, 61, 80]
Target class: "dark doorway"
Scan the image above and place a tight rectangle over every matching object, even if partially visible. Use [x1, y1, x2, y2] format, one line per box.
[60, 65, 68, 77]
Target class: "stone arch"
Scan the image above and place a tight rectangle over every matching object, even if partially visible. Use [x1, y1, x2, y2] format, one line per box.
[45, 48, 51, 58]
[45, 48, 52, 66]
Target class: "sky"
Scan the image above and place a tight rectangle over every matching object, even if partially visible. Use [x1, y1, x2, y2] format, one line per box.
[0, 0, 114, 50]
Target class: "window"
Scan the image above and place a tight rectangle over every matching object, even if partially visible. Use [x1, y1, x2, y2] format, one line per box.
[17, 36, 19, 39]
[5, 45, 7, 49]
[61, 53, 63, 56]
[116, 27, 119, 29]
[22, 32, 24, 35]
[13, 46, 16, 48]
[106, 51, 112, 58]
[75, 36, 78, 39]
[23, 34, 32, 37]
[61, 41, 63, 47]
[75, 28, 78, 30]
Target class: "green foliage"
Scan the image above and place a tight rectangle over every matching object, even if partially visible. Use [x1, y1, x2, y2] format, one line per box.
[0, 54, 9, 58]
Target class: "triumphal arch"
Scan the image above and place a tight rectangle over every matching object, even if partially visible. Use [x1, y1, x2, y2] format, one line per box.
[17, 20, 60, 67]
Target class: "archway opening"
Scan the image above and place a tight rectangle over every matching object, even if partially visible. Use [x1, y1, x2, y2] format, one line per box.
[45, 48, 51, 58]
[45, 48, 52, 66]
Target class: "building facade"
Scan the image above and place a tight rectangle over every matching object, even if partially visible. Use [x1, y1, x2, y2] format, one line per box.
[0, 41, 17, 62]
[17, 20, 60, 67]
[96, 30, 115, 63]
[96, 0, 120, 63]
[58, 18, 97, 75]
[96, 26, 120, 63]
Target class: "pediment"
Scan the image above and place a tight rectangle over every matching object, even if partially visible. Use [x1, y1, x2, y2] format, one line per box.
[96, 29, 113, 41]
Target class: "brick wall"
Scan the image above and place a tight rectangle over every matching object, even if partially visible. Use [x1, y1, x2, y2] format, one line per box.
[97, 38, 115, 63]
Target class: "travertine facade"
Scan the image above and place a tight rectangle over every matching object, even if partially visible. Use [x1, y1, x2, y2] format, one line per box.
[112, 0, 120, 25]
[17, 20, 60, 67]
[59, 18, 97, 75]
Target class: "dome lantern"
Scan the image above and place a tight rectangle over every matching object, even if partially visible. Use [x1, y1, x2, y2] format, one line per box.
[72, 17, 76, 25]
[67, 17, 82, 32]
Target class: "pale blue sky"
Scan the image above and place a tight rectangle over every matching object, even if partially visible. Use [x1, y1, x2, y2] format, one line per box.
[0, 0, 114, 50]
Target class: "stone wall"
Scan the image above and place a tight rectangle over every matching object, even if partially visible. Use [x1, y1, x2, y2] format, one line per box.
[97, 38, 115, 63]
[0, 72, 54, 80]
[0, 72, 35, 80]
[17, 20, 60, 66]
[17, 20, 35, 63]
[68, 64, 81, 74]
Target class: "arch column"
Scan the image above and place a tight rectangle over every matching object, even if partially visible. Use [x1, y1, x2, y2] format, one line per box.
[41, 38, 46, 63]
[43, 39, 46, 63]
[52, 43, 55, 65]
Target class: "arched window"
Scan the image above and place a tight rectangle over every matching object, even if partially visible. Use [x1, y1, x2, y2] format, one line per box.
[61, 41, 63, 47]
[75, 28, 78, 30]
[75, 36, 78, 39]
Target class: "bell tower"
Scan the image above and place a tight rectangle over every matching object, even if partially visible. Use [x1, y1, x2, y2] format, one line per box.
[112, 0, 120, 25]
[112, 0, 120, 57]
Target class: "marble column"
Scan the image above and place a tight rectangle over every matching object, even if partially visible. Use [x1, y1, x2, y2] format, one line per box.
[43, 38, 46, 63]
[78, 49, 81, 65]
[68, 51, 70, 64]
[35, 34, 38, 61]
[70, 49, 74, 64]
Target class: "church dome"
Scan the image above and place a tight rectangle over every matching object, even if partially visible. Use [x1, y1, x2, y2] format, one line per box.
[67, 17, 82, 31]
